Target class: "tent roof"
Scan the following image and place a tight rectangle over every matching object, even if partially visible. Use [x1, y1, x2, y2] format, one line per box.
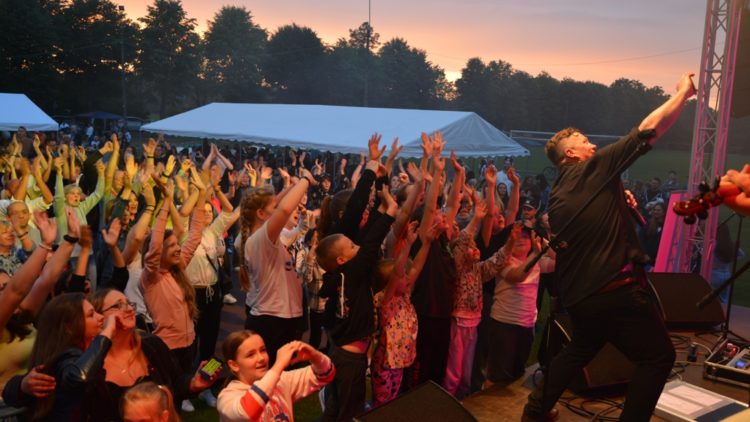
[141, 103, 529, 158]
[0, 93, 58, 131]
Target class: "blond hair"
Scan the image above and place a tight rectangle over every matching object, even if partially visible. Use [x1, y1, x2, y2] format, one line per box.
[121, 382, 181, 422]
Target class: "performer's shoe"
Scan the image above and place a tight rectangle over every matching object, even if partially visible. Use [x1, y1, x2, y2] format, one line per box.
[521, 407, 559, 422]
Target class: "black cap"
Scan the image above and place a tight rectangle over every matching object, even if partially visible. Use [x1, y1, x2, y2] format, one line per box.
[522, 197, 540, 210]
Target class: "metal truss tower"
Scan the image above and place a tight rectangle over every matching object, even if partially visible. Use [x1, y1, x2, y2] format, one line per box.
[667, 0, 744, 277]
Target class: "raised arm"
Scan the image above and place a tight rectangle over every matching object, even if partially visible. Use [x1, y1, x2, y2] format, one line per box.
[0, 213, 55, 329]
[19, 211, 78, 316]
[142, 182, 171, 286]
[481, 165, 497, 247]
[79, 161, 105, 214]
[639, 72, 697, 144]
[419, 150, 444, 241]
[104, 134, 120, 195]
[32, 157, 53, 206]
[445, 149, 465, 224]
[505, 167, 520, 223]
[122, 182, 155, 265]
[266, 169, 313, 243]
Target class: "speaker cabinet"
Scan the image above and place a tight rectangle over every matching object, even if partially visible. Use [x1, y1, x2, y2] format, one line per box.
[646, 272, 725, 330]
[354, 381, 477, 422]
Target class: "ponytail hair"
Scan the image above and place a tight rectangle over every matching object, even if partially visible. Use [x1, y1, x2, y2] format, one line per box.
[239, 186, 275, 291]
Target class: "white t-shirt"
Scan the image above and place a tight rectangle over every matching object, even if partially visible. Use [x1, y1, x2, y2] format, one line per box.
[491, 255, 540, 328]
[244, 223, 303, 318]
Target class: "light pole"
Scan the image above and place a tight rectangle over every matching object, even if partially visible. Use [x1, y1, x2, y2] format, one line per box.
[363, 0, 371, 107]
[118, 4, 127, 120]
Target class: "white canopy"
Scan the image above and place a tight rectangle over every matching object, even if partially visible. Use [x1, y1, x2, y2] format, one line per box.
[0, 93, 58, 131]
[141, 103, 529, 158]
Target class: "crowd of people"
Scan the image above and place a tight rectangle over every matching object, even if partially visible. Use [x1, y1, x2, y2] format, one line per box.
[0, 71, 742, 422]
[0, 128, 558, 421]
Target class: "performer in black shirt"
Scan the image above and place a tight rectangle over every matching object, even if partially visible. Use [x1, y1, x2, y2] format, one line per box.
[522, 72, 696, 422]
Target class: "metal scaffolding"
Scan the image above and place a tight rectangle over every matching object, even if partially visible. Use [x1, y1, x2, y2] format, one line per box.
[665, 0, 744, 277]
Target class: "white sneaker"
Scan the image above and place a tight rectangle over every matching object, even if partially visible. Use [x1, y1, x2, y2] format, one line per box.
[223, 293, 238, 304]
[181, 399, 195, 412]
[199, 389, 218, 407]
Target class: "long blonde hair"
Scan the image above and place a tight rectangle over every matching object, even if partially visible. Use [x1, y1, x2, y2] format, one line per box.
[141, 230, 199, 320]
[121, 382, 181, 422]
[239, 186, 275, 291]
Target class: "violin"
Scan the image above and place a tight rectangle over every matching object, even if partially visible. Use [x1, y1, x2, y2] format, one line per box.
[673, 179, 742, 224]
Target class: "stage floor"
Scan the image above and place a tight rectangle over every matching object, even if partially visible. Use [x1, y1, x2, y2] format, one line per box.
[461, 304, 750, 421]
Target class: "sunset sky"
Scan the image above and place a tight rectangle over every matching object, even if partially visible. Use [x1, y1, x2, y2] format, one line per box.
[121, 0, 707, 92]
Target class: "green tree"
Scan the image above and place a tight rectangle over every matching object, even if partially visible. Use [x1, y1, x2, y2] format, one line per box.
[348, 22, 379, 51]
[56, 0, 139, 114]
[137, 0, 201, 117]
[0, 0, 61, 112]
[203, 6, 267, 103]
[265, 24, 326, 103]
[375, 38, 447, 109]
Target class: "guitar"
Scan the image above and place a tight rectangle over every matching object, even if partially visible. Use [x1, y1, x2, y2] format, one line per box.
[673, 179, 742, 224]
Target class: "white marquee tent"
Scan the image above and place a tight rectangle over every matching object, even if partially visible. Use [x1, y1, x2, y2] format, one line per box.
[0, 93, 58, 131]
[141, 103, 529, 158]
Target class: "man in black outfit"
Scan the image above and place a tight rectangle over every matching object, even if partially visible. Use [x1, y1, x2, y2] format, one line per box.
[522, 72, 696, 422]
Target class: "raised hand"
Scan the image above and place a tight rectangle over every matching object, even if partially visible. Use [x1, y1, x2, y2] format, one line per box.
[33, 211, 57, 245]
[368, 133, 386, 162]
[142, 181, 156, 207]
[164, 179, 176, 200]
[143, 138, 156, 157]
[406, 161, 421, 183]
[299, 151, 307, 165]
[33, 135, 41, 149]
[278, 167, 290, 181]
[420, 132, 433, 158]
[485, 164, 497, 185]
[95, 160, 105, 175]
[164, 155, 176, 177]
[260, 166, 272, 181]
[432, 132, 446, 157]
[101, 218, 122, 247]
[449, 149, 463, 173]
[389, 137, 403, 159]
[125, 155, 137, 180]
[78, 225, 93, 249]
[507, 167, 520, 185]
[274, 341, 301, 372]
[379, 184, 398, 216]
[473, 198, 488, 220]
[677, 72, 697, 97]
[100, 141, 114, 155]
[188, 169, 204, 191]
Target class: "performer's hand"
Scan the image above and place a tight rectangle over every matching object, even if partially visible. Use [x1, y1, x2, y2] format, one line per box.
[720, 165, 750, 216]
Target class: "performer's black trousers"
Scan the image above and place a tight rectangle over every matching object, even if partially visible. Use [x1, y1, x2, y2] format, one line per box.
[525, 282, 675, 422]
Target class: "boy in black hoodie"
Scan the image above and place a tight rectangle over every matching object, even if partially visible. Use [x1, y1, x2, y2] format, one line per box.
[317, 183, 397, 421]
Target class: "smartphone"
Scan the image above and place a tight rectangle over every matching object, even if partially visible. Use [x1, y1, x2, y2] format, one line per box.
[199, 357, 223, 380]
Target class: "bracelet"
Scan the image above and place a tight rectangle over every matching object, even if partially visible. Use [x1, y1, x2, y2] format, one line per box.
[146, 155, 154, 159]
[63, 234, 79, 244]
[38, 242, 53, 251]
[161, 172, 169, 178]
[18, 232, 29, 239]
[144, 206, 155, 212]
[302, 176, 313, 185]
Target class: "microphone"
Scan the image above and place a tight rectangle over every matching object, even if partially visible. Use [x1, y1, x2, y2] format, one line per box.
[628, 205, 648, 227]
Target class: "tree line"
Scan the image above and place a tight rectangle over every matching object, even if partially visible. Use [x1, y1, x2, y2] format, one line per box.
[2, 0, 747, 152]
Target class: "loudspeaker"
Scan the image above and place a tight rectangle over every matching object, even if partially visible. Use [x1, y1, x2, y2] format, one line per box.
[543, 313, 635, 395]
[354, 381, 477, 422]
[646, 272, 726, 329]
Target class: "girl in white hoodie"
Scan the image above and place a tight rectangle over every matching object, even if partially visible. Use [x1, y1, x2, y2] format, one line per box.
[217, 331, 335, 422]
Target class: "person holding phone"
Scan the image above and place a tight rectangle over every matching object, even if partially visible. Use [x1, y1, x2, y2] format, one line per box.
[217, 331, 335, 422]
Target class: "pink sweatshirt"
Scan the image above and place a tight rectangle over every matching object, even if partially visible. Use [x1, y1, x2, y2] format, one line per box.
[141, 205, 206, 349]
